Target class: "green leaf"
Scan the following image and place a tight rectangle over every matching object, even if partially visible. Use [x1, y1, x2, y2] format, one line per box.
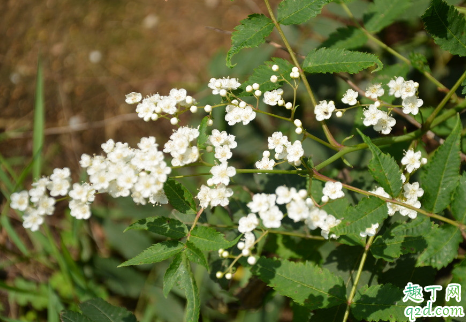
[251, 257, 346, 310]
[409, 52, 432, 73]
[390, 216, 432, 237]
[189, 226, 240, 251]
[185, 241, 209, 269]
[277, 0, 331, 25]
[60, 298, 137, 322]
[445, 260, 466, 308]
[119, 241, 185, 267]
[462, 78, 466, 95]
[331, 197, 388, 236]
[164, 179, 197, 214]
[319, 26, 368, 50]
[226, 14, 274, 68]
[163, 253, 183, 298]
[421, 116, 462, 213]
[310, 304, 345, 322]
[263, 234, 323, 262]
[303, 48, 383, 74]
[178, 254, 200, 322]
[363, 0, 413, 33]
[371, 230, 426, 262]
[416, 224, 462, 269]
[351, 284, 413, 322]
[359, 130, 403, 197]
[33, 57, 45, 180]
[451, 172, 466, 224]
[291, 302, 312, 322]
[125, 216, 188, 239]
[239, 57, 294, 96]
[197, 116, 210, 150]
[322, 198, 349, 219]
[422, 0, 466, 57]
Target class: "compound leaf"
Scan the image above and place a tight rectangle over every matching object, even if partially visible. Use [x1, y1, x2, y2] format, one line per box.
[164, 179, 197, 214]
[125, 216, 188, 239]
[119, 241, 185, 267]
[189, 226, 240, 252]
[185, 241, 209, 270]
[277, 0, 331, 25]
[163, 253, 183, 298]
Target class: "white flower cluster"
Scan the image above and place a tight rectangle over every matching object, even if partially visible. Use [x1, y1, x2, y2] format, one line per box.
[208, 77, 241, 96]
[321, 181, 345, 203]
[131, 88, 194, 122]
[10, 168, 72, 231]
[314, 100, 336, 121]
[388, 77, 423, 115]
[401, 149, 427, 173]
[363, 101, 396, 135]
[82, 137, 170, 206]
[163, 127, 200, 166]
[196, 130, 237, 208]
[257, 132, 304, 169]
[263, 89, 283, 106]
[225, 99, 256, 126]
[373, 181, 424, 219]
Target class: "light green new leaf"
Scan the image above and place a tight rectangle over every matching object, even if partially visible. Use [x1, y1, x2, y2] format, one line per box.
[277, 0, 331, 25]
[185, 241, 209, 270]
[226, 14, 274, 68]
[125, 216, 188, 239]
[421, 116, 461, 213]
[416, 224, 462, 269]
[351, 284, 413, 322]
[164, 179, 197, 214]
[178, 254, 200, 322]
[189, 226, 240, 251]
[163, 253, 183, 298]
[363, 0, 413, 33]
[319, 26, 368, 50]
[422, 0, 466, 57]
[251, 257, 346, 310]
[331, 197, 388, 236]
[359, 130, 403, 197]
[390, 216, 432, 237]
[60, 298, 137, 322]
[451, 172, 466, 224]
[303, 48, 383, 74]
[119, 241, 184, 267]
[197, 116, 210, 150]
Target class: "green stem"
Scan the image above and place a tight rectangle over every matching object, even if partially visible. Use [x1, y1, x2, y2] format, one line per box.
[342, 235, 376, 322]
[187, 208, 204, 240]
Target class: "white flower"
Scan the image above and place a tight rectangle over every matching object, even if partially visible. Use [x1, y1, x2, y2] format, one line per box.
[322, 181, 345, 200]
[197, 185, 211, 208]
[47, 179, 71, 197]
[69, 183, 95, 203]
[169, 88, 187, 102]
[387, 77, 404, 97]
[314, 100, 335, 121]
[23, 211, 44, 231]
[248, 193, 276, 213]
[214, 145, 233, 162]
[255, 156, 275, 170]
[10, 191, 29, 211]
[208, 129, 227, 147]
[371, 186, 390, 198]
[238, 213, 259, 233]
[401, 149, 422, 173]
[320, 215, 341, 239]
[149, 189, 169, 205]
[342, 89, 358, 105]
[244, 231, 255, 250]
[69, 200, 92, 220]
[373, 112, 396, 135]
[286, 140, 304, 163]
[158, 96, 177, 115]
[263, 90, 282, 106]
[50, 167, 71, 181]
[36, 196, 56, 215]
[101, 139, 115, 153]
[401, 80, 418, 99]
[275, 186, 297, 204]
[363, 103, 384, 126]
[365, 84, 384, 99]
[286, 199, 310, 222]
[136, 100, 155, 121]
[208, 77, 241, 95]
[138, 136, 158, 151]
[305, 208, 328, 230]
[268, 132, 289, 153]
[399, 198, 421, 219]
[402, 96, 423, 115]
[360, 223, 379, 237]
[209, 184, 233, 207]
[125, 92, 142, 104]
[210, 162, 236, 185]
[260, 206, 283, 228]
[403, 182, 424, 201]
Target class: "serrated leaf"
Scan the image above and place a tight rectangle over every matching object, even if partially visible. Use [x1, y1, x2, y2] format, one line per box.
[451, 172, 466, 224]
[119, 241, 185, 267]
[422, 0, 466, 57]
[310, 304, 345, 322]
[125, 216, 188, 239]
[178, 254, 200, 322]
[363, 0, 413, 33]
[277, 0, 331, 25]
[163, 253, 183, 298]
[359, 130, 403, 197]
[303, 48, 383, 74]
[189, 226, 240, 251]
[61, 298, 138, 322]
[239, 58, 294, 96]
[60, 311, 93, 322]
[421, 116, 461, 213]
[416, 224, 462, 269]
[291, 302, 312, 322]
[226, 14, 274, 68]
[319, 26, 368, 50]
[322, 198, 349, 219]
[251, 257, 346, 310]
[197, 116, 210, 150]
[331, 197, 388, 236]
[409, 52, 432, 73]
[263, 234, 323, 262]
[185, 241, 209, 270]
[371, 230, 426, 262]
[164, 179, 197, 214]
[445, 260, 466, 309]
[351, 284, 412, 322]
[390, 216, 432, 237]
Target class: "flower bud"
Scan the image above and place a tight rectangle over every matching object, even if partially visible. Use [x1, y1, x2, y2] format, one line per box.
[272, 64, 279, 71]
[270, 75, 278, 83]
[247, 256, 257, 265]
[170, 117, 178, 125]
[254, 90, 262, 97]
[336, 111, 343, 117]
[204, 105, 212, 113]
[246, 85, 253, 92]
[225, 273, 232, 280]
[252, 83, 260, 90]
[190, 105, 198, 113]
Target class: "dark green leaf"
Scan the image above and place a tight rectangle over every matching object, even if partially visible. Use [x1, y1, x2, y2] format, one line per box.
[319, 26, 367, 50]
[163, 253, 183, 298]
[251, 257, 346, 310]
[197, 116, 210, 150]
[189, 226, 240, 251]
[310, 304, 345, 322]
[226, 14, 274, 68]
[451, 172, 466, 224]
[390, 216, 432, 237]
[363, 0, 413, 33]
[445, 260, 466, 308]
[119, 241, 185, 267]
[60, 311, 93, 322]
[277, 0, 331, 25]
[125, 216, 188, 239]
[359, 130, 403, 197]
[79, 298, 137, 322]
[421, 116, 461, 213]
[164, 179, 197, 214]
[303, 48, 383, 74]
[185, 241, 209, 269]
[422, 0, 466, 56]
[371, 230, 426, 262]
[178, 254, 200, 322]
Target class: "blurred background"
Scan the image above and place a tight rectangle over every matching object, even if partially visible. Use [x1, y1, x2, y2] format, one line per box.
[1, 0, 465, 321]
